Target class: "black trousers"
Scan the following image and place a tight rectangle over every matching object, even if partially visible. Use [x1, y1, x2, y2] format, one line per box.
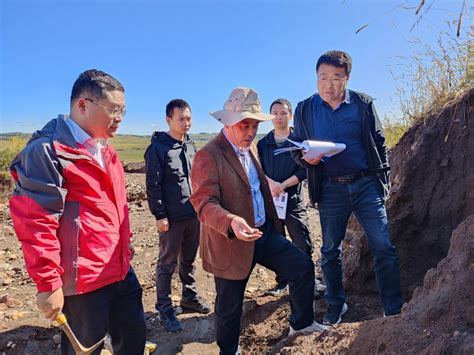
[276, 204, 314, 288]
[155, 216, 200, 312]
[214, 222, 315, 354]
[61, 268, 146, 355]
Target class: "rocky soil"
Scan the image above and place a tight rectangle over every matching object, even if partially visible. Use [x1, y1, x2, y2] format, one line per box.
[0, 175, 385, 354]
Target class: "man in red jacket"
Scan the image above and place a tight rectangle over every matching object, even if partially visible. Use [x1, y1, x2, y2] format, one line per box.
[9, 69, 146, 354]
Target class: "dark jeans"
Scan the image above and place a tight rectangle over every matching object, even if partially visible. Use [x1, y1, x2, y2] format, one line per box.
[318, 176, 403, 315]
[214, 221, 315, 354]
[156, 216, 200, 312]
[275, 204, 313, 288]
[61, 267, 146, 355]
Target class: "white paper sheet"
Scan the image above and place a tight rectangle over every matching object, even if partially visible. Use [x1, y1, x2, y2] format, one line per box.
[274, 138, 346, 160]
[273, 192, 288, 220]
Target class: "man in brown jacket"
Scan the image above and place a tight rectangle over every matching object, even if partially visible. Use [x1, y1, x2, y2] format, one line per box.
[190, 87, 326, 354]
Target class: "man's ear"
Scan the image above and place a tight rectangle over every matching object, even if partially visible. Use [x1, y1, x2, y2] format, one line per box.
[166, 116, 171, 125]
[75, 98, 87, 115]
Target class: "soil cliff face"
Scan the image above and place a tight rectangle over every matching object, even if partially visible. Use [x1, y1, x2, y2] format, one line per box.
[280, 215, 474, 354]
[343, 89, 473, 296]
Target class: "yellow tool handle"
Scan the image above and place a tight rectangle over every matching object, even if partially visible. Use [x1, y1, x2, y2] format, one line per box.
[54, 312, 67, 327]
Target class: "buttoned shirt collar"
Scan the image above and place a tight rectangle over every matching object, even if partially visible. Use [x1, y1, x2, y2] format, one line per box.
[221, 129, 266, 227]
[65, 116, 107, 169]
[316, 90, 351, 108]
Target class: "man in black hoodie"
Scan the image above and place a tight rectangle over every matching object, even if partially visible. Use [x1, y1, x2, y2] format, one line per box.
[145, 99, 210, 333]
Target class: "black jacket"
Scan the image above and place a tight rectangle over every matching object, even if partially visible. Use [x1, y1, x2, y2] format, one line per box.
[292, 90, 390, 206]
[257, 129, 307, 208]
[145, 132, 197, 221]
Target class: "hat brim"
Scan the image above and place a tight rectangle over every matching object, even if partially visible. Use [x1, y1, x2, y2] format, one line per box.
[210, 110, 274, 126]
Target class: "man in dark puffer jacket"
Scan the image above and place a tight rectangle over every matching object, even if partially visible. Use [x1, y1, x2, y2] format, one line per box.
[145, 99, 210, 333]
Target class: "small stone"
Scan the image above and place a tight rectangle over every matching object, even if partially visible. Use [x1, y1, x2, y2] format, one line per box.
[0, 263, 10, 271]
[246, 287, 257, 293]
[171, 295, 181, 302]
[11, 311, 25, 320]
[453, 330, 461, 337]
[5, 252, 18, 261]
[53, 334, 61, 344]
[1, 278, 13, 286]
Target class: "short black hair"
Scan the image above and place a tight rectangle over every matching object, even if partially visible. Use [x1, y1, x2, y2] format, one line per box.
[316, 50, 352, 75]
[166, 99, 191, 118]
[269, 98, 293, 116]
[70, 69, 124, 104]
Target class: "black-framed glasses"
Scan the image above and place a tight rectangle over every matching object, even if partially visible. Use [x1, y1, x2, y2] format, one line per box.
[84, 98, 127, 118]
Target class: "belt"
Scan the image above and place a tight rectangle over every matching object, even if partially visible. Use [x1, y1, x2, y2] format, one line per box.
[327, 167, 390, 184]
[327, 171, 367, 184]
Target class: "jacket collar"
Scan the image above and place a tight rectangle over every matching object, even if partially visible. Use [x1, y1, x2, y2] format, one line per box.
[215, 131, 263, 188]
[31, 115, 79, 148]
[266, 127, 294, 146]
[315, 90, 351, 108]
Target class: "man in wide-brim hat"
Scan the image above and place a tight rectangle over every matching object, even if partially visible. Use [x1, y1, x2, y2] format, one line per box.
[190, 87, 326, 353]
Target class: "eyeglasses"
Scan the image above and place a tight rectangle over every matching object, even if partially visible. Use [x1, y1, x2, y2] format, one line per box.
[84, 98, 127, 117]
[317, 75, 347, 85]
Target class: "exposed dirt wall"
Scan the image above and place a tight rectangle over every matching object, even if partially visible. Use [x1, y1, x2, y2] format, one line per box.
[343, 89, 474, 297]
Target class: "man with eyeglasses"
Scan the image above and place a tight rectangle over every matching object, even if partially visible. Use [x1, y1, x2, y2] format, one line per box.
[292, 50, 403, 326]
[9, 69, 146, 354]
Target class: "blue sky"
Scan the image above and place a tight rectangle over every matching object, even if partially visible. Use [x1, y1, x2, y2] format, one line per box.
[0, 0, 464, 134]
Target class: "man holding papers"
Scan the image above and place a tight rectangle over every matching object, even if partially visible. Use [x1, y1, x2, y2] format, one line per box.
[292, 50, 403, 325]
[257, 98, 315, 296]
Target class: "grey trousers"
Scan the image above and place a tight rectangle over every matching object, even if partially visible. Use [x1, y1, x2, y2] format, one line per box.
[155, 216, 200, 312]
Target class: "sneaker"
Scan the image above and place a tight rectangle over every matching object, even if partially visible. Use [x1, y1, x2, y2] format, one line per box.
[288, 321, 328, 337]
[180, 297, 211, 314]
[323, 303, 348, 325]
[267, 284, 288, 297]
[159, 309, 182, 332]
[383, 309, 401, 317]
[314, 278, 327, 293]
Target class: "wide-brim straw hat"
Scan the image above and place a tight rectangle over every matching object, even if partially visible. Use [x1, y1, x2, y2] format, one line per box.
[210, 87, 274, 126]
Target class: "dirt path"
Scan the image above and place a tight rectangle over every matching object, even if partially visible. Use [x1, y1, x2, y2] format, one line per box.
[0, 174, 384, 354]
